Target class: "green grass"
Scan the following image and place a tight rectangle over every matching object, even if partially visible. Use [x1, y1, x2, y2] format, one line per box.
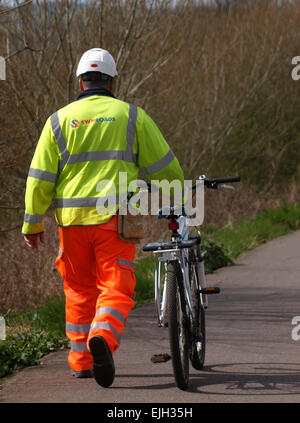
[6, 296, 66, 335]
[202, 202, 300, 259]
[1, 202, 299, 381]
[133, 255, 155, 306]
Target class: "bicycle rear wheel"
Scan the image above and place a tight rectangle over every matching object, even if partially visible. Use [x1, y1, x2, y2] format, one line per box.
[167, 261, 190, 390]
[190, 304, 205, 370]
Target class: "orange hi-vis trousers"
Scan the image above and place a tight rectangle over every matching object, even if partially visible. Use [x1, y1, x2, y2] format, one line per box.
[55, 215, 136, 372]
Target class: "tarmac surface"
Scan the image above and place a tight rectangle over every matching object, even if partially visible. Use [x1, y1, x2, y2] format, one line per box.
[1, 230, 300, 404]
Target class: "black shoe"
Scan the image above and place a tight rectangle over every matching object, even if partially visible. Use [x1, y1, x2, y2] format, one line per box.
[89, 336, 115, 388]
[72, 369, 93, 378]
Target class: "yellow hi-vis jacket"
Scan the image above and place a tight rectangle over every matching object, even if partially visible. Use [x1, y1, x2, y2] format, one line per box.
[22, 89, 184, 235]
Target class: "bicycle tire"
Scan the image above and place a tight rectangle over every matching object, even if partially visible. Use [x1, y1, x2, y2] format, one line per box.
[167, 261, 190, 390]
[189, 254, 206, 370]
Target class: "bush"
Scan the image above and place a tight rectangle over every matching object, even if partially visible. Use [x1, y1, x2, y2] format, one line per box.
[0, 330, 68, 379]
[201, 239, 234, 274]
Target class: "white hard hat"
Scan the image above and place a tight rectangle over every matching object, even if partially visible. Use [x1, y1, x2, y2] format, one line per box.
[76, 48, 118, 78]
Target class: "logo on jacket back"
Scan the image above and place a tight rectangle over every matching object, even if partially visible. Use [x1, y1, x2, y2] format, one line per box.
[70, 117, 116, 128]
[71, 119, 80, 128]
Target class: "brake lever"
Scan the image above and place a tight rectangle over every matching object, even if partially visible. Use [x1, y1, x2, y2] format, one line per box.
[219, 184, 235, 190]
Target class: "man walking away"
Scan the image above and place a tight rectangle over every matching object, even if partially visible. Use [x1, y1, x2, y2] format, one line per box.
[22, 48, 184, 387]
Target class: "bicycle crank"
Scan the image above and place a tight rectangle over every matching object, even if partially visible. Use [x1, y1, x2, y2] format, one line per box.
[199, 287, 220, 294]
[151, 353, 172, 363]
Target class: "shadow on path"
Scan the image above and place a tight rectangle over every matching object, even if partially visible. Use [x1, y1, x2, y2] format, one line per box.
[114, 362, 300, 396]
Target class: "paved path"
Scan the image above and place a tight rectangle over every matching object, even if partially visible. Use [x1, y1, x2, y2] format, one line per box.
[1, 231, 300, 403]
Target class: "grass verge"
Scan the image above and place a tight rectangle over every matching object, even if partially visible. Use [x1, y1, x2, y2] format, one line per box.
[202, 202, 300, 259]
[1, 202, 299, 381]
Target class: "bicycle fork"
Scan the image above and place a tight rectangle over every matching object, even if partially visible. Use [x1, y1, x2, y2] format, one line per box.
[195, 258, 208, 309]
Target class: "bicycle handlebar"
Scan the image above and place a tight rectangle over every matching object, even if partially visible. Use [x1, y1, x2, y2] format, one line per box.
[142, 175, 240, 219]
[146, 175, 240, 192]
[205, 176, 241, 184]
[198, 175, 241, 190]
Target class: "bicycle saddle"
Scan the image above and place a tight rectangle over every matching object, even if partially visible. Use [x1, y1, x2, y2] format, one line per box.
[142, 238, 198, 252]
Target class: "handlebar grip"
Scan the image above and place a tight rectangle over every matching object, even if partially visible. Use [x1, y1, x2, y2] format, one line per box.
[204, 176, 240, 186]
[209, 176, 240, 184]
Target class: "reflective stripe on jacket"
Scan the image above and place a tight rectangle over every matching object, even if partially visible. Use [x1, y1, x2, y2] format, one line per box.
[22, 89, 184, 234]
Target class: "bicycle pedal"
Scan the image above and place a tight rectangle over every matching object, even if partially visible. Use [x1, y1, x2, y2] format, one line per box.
[199, 287, 220, 294]
[151, 353, 171, 363]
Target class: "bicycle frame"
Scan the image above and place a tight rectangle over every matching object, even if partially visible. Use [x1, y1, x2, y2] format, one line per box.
[143, 174, 239, 389]
[152, 215, 207, 327]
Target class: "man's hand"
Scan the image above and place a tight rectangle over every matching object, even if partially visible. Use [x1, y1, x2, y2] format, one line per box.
[24, 232, 45, 250]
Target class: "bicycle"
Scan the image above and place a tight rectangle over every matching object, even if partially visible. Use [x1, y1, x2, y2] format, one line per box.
[142, 175, 240, 390]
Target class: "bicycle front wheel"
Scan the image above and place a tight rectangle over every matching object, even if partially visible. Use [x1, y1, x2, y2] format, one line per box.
[167, 261, 190, 390]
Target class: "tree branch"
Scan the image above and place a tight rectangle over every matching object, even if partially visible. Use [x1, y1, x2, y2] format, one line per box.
[0, 0, 32, 16]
